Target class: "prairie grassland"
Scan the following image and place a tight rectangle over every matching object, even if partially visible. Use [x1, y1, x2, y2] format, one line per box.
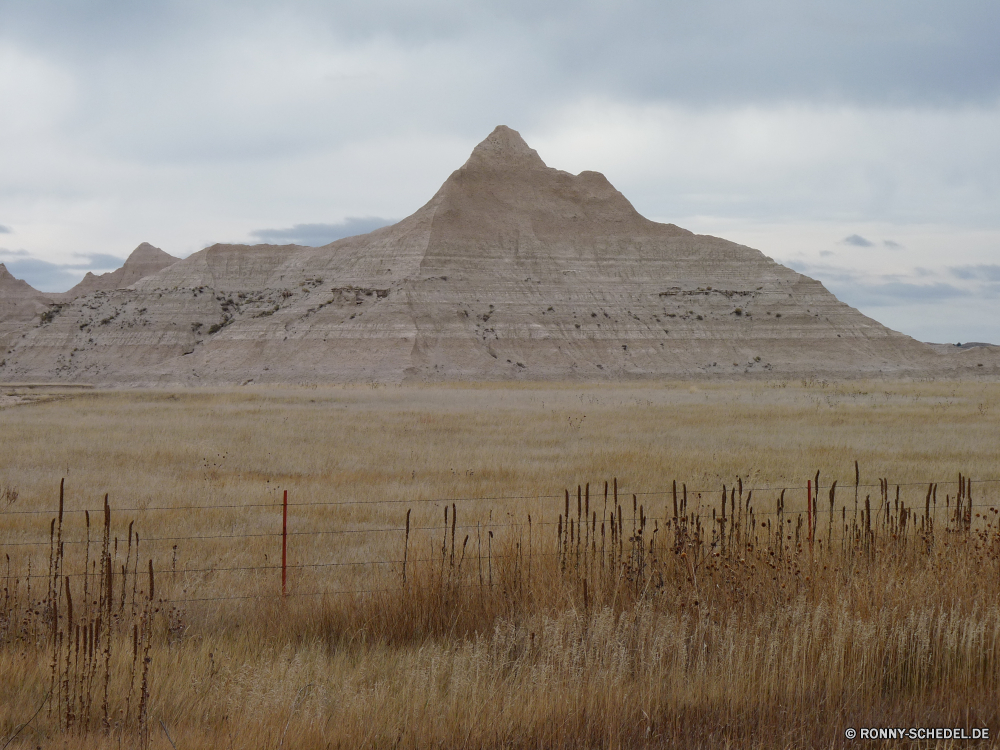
[1, 380, 999, 749]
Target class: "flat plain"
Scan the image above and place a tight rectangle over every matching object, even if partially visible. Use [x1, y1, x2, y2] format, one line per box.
[2, 380, 999, 748]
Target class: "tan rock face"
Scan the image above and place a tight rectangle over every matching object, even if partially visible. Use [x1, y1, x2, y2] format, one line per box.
[0, 126, 995, 384]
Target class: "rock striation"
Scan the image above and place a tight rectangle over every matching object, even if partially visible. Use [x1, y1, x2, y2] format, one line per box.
[0, 126, 996, 384]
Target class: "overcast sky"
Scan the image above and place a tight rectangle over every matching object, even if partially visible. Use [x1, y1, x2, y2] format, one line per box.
[1, 1, 998, 342]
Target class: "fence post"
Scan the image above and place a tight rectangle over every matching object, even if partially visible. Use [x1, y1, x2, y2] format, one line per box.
[807, 480, 813, 549]
[282, 489, 288, 597]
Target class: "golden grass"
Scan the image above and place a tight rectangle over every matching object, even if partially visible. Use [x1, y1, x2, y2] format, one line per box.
[1, 379, 999, 748]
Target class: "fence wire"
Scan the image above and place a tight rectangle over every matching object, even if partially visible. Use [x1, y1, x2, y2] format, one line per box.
[3, 475, 996, 602]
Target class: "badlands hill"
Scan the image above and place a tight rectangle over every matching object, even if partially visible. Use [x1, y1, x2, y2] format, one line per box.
[1, 264, 54, 353]
[1, 126, 996, 384]
[0, 264, 52, 323]
[51, 243, 179, 302]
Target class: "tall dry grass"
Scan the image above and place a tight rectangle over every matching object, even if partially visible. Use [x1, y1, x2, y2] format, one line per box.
[2, 380, 1000, 748]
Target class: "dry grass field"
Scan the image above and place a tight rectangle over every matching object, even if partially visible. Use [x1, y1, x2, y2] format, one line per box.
[2, 380, 1000, 749]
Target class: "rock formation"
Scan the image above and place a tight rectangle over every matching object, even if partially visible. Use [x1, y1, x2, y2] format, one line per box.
[0, 126, 996, 384]
[52, 243, 179, 302]
[0, 264, 52, 321]
[1, 264, 54, 360]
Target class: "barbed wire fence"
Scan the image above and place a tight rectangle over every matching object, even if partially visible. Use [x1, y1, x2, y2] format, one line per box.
[3, 474, 999, 604]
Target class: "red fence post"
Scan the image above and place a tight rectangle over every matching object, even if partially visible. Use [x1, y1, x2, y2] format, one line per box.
[282, 489, 288, 597]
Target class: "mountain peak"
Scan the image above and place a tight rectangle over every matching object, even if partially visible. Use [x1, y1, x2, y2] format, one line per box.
[0, 263, 52, 322]
[126, 242, 176, 265]
[0, 263, 42, 295]
[464, 126, 546, 170]
[2, 128, 979, 384]
[53, 242, 180, 301]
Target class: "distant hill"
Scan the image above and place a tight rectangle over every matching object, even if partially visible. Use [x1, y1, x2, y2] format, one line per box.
[1, 126, 997, 384]
[926, 341, 998, 357]
[51, 243, 179, 301]
[0, 263, 52, 322]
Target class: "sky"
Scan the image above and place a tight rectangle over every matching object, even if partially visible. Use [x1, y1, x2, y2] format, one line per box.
[0, 1, 998, 343]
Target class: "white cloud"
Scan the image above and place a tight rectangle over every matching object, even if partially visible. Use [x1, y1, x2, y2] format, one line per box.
[529, 100, 1000, 227]
[0, 44, 77, 140]
[250, 218, 396, 246]
[950, 264, 1000, 281]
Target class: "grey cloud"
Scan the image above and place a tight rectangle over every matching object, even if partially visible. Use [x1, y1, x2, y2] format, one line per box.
[841, 234, 874, 247]
[1, 253, 125, 293]
[4, 0, 998, 234]
[4, 1, 1000, 109]
[883, 240, 903, 248]
[3, 258, 87, 292]
[69, 253, 126, 270]
[786, 259, 965, 307]
[0, 248, 29, 257]
[842, 281, 966, 306]
[559, 2, 1000, 107]
[249, 218, 396, 247]
[89, 253, 125, 268]
[950, 264, 1000, 281]
[0, 225, 11, 234]
[819, 250, 835, 257]
[784, 260, 863, 285]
